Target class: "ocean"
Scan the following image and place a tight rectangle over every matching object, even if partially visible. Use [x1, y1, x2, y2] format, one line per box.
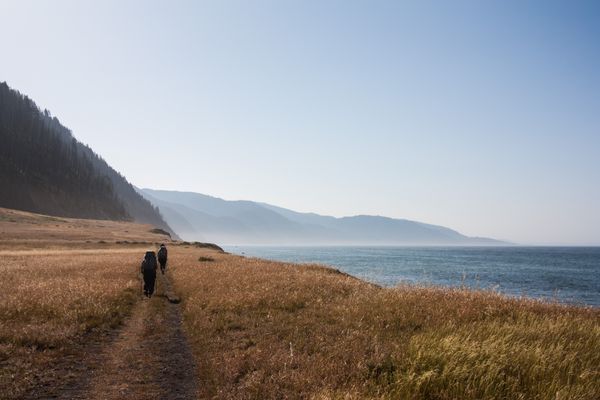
[224, 246, 600, 307]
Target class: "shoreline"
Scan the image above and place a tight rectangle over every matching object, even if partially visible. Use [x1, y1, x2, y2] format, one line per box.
[2, 210, 599, 399]
[171, 246, 600, 399]
[2, 240, 599, 398]
[240, 253, 598, 309]
[226, 244, 600, 308]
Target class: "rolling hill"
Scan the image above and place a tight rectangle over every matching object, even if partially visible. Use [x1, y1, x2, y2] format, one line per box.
[0, 82, 176, 237]
[140, 188, 504, 245]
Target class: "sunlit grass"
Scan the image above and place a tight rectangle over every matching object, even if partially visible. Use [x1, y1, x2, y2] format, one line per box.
[0, 249, 143, 399]
[171, 251, 600, 400]
[0, 208, 170, 399]
[1, 207, 598, 400]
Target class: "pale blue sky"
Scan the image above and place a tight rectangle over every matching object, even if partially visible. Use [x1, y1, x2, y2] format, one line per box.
[1, 0, 599, 244]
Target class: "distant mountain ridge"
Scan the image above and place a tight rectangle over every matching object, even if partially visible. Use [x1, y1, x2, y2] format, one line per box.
[0, 82, 176, 237]
[140, 188, 504, 245]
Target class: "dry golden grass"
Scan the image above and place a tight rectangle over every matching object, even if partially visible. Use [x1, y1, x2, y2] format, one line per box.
[170, 250, 600, 400]
[0, 247, 148, 399]
[0, 208, 166, 398]
[0, 209, 197, 399]
[1, 208, 598, 399]
[0, 207, 172, 250]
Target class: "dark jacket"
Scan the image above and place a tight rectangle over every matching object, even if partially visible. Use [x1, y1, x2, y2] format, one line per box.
[158, 246, 168, 263]
[141, 251, 158, 274]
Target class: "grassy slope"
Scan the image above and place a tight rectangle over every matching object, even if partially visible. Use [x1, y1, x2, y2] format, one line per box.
[0, 208, 173, 399]
[0, 207, 173, 249]
[170, 251, 600, 400]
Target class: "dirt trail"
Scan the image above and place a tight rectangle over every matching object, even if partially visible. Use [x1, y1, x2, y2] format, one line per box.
[30, 274, 198, 400]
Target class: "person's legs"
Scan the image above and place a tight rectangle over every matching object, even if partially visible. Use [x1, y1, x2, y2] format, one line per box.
[147, 272, 156, 296]
[143, 271, 151, 297]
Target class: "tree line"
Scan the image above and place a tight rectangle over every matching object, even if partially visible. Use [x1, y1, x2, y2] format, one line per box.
[0, 81, 130, 220]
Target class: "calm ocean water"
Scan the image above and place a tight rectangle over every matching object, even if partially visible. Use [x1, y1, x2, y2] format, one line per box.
[225, 246, 600, 306]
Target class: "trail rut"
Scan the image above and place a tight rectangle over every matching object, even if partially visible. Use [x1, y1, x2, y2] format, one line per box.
[28, 274, 198, 400]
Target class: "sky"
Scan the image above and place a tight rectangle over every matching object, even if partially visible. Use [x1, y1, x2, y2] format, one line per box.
[1, 0, 599, 245]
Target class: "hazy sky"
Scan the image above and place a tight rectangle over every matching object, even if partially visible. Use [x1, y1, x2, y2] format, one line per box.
[1, 0, 599, 245]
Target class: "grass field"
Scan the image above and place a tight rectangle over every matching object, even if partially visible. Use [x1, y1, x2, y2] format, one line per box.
[1, 207, 599, 399]
[0, 207, 172, 399]
[171, 252, 600, 400]
[0, 247, 145, 399]
[0, 207, 173, 250]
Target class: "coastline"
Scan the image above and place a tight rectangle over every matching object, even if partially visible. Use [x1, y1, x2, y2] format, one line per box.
[226, 244, 600, 307]
[171, 245, 600, 399]
[1, 211, 599, 399]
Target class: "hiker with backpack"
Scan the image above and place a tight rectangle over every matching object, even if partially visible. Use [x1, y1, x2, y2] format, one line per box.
[158, 243, 168, 274]
[141, 251, 158, 298]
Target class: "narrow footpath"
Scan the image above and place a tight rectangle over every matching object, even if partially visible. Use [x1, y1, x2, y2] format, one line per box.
[29, 274, 198, 400]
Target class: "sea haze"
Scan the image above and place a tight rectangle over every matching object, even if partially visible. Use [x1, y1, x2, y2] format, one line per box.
[225, 246, 600, 307]
[139, 188, 505, 245]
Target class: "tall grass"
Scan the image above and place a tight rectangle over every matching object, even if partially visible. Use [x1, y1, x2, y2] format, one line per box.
[0, 249, 143, 399]
[170, 250, 600, 400]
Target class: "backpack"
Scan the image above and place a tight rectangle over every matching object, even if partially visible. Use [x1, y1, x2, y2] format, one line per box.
[142, 251, 157, 273]
[158, 246, 167, 262]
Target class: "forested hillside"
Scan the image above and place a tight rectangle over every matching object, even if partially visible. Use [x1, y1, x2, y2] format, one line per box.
[0, 81, 175, 235]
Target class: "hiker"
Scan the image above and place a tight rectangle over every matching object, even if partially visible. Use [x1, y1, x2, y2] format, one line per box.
[141, 251, 158, 297]
[157, 243, 168, 274]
